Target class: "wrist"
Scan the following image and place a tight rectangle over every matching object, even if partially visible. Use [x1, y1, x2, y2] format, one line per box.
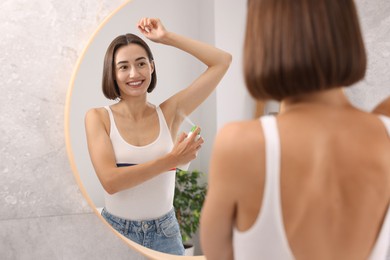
[161, 152, 179, 170]
[160, 31, 176, 46]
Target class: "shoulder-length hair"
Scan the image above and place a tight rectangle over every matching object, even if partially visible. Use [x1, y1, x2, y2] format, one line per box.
[244, 0, 366, 101]
[102, 33, 157, 100]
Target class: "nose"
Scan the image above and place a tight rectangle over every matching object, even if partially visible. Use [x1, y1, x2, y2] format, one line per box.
[129, 66, 139, 78]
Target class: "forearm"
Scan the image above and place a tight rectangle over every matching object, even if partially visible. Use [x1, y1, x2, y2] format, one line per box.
[138, 18, 231, 116]
[161, 31, 232, 68]
[99, 153, 178, 194]
[160, 31, 232, 115]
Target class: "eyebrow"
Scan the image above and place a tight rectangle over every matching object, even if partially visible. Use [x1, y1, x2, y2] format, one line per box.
[116, 57, 147, 66]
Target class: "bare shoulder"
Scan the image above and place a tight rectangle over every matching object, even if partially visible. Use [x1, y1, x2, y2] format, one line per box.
[85, 107, 108, 121]
[208, 119, 267, 212]
[85, 107, 110, 132]
[211, 119, 265, 179]
[215, 119, 264, 150]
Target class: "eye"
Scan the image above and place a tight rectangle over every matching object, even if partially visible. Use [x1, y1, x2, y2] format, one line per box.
[119, 65, 128, 70]
[138, 62, 146, 67]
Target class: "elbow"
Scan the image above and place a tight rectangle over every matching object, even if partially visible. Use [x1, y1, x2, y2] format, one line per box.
[100, 176, 120, 195]
[222, 52, 233, 68]
[218, 53, 232, 74]
[104, 186, 118, 195]
[226, 53, 233, 65]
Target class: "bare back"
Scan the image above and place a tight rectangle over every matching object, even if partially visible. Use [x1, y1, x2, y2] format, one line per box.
[234, 106, 390, 259]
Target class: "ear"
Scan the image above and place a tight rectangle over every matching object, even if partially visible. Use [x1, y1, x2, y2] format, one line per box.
[150, 60, 155, 74]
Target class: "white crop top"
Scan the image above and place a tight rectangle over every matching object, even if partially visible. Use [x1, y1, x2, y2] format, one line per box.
[103, 105, 175, 220]
[233, 115, 390, 260]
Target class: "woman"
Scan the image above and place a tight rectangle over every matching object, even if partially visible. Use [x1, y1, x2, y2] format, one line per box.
[85, 17, 231, 255]
[200, 1, 390, 260]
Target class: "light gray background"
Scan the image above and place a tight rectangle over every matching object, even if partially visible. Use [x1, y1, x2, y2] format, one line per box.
[1, 0, 389, 259]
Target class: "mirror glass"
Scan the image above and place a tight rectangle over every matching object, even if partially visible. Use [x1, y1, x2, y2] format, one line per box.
[66, 0, 217, 258]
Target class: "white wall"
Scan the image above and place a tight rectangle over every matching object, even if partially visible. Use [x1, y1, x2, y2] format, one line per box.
[214, 0, 255, 129]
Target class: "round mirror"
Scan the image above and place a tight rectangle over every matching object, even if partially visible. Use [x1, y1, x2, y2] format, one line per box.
[65, 0, 220, 258]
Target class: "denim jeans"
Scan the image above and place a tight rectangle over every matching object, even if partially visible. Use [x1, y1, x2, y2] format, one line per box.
[101, 207, 185, 256]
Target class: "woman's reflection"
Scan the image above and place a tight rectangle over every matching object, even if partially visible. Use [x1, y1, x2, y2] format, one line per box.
[84, 17, 231, 255]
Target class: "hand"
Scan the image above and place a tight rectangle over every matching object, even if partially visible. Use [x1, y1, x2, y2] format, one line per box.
[137, 17, 168, 43]
[170, 126, 204, 166]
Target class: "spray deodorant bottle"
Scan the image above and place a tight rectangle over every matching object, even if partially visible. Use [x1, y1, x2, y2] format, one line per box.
[177, 125, 200, 171]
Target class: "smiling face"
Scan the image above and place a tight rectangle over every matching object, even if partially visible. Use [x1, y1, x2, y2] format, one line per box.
[114, 44, 155, 99]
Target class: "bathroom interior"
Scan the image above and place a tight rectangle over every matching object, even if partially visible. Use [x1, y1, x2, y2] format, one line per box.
[1, 0, 389, 259]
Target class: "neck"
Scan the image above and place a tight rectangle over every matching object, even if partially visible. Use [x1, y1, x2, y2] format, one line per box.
[281, 88, 353, 113]
[118, 95, 151, 121]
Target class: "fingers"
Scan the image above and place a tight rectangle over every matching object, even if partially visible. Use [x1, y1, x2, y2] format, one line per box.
[172, 130, 203, 165]
[175, 128, 203, 149]
[176, 132, 188, 144]
[187, 127, 204, 151]
[193, 126, 201, 136]
[137, 17, 159, 33]
[137, 18, 149, 33]
[187, 126, 201, 142]
[195, 136, 204, 151]
[197, 136, 204, 146]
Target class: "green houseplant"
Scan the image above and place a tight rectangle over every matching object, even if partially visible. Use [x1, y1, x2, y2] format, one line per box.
[174, 169, 207, 250]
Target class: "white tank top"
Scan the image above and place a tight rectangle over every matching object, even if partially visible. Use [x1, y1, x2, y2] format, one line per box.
[233, 115, 390, 260]
[103, 105, 175, 220]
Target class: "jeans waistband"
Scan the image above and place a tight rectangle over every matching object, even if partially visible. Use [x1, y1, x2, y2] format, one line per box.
[101, 207, 175, 234]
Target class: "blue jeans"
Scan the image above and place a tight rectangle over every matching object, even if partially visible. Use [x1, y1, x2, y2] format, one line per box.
[101, 208, 185, 256]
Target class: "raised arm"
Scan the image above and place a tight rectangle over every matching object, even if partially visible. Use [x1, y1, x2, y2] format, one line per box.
[85, 108, 203, 194]
[137, 18, 232, 121]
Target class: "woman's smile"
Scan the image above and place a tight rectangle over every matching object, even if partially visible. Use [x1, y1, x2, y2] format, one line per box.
[127, 80, 144, 88]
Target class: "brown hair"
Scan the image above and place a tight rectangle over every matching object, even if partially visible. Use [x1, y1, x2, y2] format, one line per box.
[102, 33, 157, 100]
[244, 0, 366, 101]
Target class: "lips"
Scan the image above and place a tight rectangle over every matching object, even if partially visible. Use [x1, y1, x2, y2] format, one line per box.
[127, 80, 143, 88]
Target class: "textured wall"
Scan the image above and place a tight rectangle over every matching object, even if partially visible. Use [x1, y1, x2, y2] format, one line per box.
[0, 0, 389, 259]
[345, 0, 390, 110]
[0, 0, 144, 259]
